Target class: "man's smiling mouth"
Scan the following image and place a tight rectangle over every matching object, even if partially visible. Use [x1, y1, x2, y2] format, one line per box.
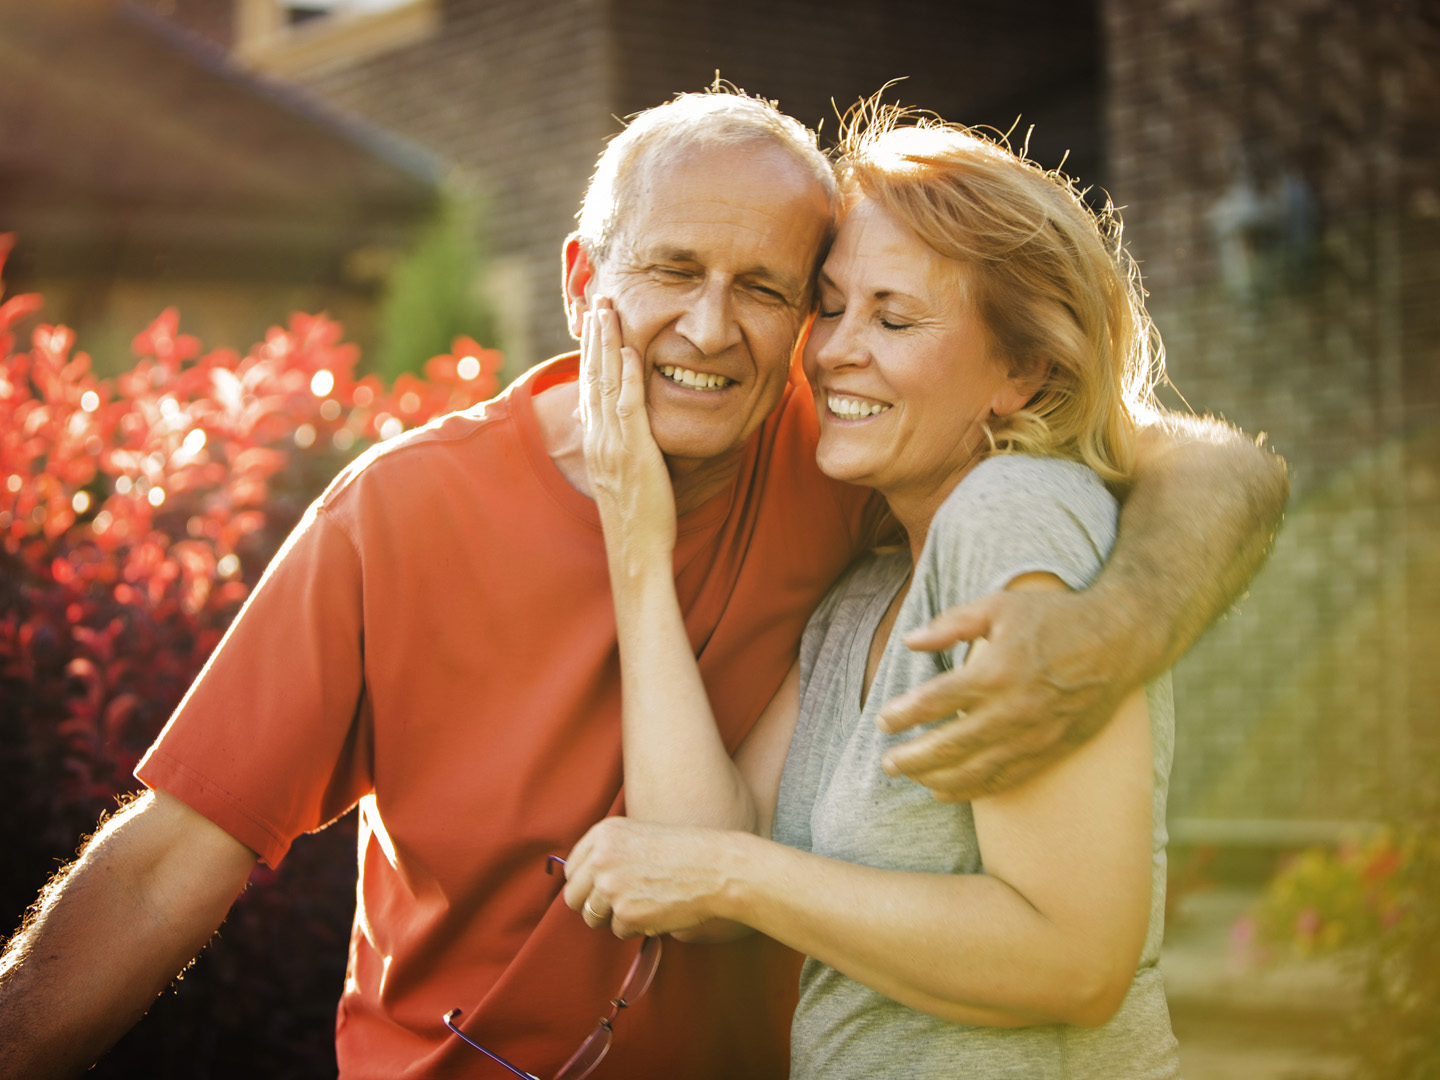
[660, 365, 733, 390]
[826, 393, 892, 419]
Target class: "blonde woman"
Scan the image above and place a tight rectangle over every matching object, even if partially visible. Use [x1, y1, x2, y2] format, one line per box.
[565, 112, 1180, 1079]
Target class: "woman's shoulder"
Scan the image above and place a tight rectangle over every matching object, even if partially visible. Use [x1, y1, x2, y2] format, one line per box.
[923, 455, 1120, 598]
[935, 454, 1118, 544]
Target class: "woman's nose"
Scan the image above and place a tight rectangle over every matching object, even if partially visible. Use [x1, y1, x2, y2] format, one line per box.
[813, 315, 868, 371]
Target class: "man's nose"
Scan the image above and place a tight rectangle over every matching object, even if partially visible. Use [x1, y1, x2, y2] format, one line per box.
[674, 278, 742, 357]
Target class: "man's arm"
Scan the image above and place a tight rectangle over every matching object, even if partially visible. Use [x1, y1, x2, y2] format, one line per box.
[0, 790, 256, 1080]
[877, 413, 1289, 801]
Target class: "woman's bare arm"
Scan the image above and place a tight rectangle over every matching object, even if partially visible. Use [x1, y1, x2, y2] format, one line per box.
[579, 301, 796, 831]
[566, 571, 1156, 1025]
[564, 678, 1153, 1024]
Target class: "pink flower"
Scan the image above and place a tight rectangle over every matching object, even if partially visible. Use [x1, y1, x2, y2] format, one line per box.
[1295, 907, 1322, 938]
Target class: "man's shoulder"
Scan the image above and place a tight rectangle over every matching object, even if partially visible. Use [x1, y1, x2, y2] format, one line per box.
[317, 355, 571, 513]
[315, 403, 502, 511]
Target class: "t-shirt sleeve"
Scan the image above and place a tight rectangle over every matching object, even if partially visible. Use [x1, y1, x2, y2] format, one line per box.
[135, 499, 372, 868]
[918, 456, 1119, 666]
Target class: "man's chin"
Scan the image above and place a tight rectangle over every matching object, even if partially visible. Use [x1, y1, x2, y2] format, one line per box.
[651, 424, 748, 472]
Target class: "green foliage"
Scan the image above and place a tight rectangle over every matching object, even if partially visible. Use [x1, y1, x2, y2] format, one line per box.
[373, 189, 499, 382]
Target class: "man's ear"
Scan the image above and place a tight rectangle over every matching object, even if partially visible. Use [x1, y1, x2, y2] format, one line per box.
[563, 234, 595, 340]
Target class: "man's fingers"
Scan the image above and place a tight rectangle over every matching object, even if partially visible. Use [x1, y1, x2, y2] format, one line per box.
[892, 741, 1055, 803]
[880, 706, 992, 775]
[876, 663, 987, 734]
[882, 709, 1056, 798]
[901, 596, 995, 651]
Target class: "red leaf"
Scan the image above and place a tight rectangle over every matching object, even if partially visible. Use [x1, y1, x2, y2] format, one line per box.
[0, 293, 44, 330]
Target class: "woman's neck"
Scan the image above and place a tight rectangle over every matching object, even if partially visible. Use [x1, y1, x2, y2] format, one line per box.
[881, 456, 987, 564]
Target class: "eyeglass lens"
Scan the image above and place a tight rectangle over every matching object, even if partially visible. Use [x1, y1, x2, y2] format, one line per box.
[444, 857, 662, 1080]
[552, 934, 662, 1080]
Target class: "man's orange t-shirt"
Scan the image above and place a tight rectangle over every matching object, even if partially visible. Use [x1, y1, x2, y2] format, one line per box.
[137, 354, 877, 1079]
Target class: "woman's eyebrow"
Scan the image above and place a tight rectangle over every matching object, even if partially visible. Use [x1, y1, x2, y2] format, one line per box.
[819, 274, 925, 307]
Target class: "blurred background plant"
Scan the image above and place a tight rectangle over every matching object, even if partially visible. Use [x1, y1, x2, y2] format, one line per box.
[1233, 824, 1440, 1080]
[1239, 829, 1412, 963]
[0, 232, 503, 1077]
[372, 187, 499, 384]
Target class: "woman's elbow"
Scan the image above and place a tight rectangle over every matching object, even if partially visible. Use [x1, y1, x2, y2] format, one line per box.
[1048, 959, 1135, 1028]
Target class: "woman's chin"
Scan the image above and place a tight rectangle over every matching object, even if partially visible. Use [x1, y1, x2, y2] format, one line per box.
[816, 451, 880, 490]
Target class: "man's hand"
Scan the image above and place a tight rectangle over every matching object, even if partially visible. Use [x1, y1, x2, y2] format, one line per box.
[877, 583, 1144, 803]
[882, 412, 1289, 804]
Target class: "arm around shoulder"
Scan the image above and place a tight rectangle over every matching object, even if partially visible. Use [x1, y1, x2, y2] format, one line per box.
[0, 790, 256, 1080]
[1105, 409, 1290, 681]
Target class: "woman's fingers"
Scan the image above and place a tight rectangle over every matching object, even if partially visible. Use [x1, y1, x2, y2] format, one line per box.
[581, 300, 637, 457]
[581, 894, 613, 928]
[596, 301, 622, 411]
[615, 344, 645, 441]
[577, 309, 595, 430]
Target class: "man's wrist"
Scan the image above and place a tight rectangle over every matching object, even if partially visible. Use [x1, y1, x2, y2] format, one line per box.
[1076, 570, 1172, 689]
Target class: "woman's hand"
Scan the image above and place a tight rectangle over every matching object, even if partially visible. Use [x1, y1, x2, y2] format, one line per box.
[578, 298, 677, 574]
[562, 818, 744, 941]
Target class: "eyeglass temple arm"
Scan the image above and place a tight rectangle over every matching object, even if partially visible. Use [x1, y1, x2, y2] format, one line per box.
[443, 1009, 543, 1080]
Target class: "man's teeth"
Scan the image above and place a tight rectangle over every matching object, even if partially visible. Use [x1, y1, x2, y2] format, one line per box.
[827, 394, 891, 419]
[660, 365, 732, 390]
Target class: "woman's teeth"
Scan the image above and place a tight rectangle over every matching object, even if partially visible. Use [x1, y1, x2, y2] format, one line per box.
[827, 394, 891, 419]
[660, 365, 732, 390]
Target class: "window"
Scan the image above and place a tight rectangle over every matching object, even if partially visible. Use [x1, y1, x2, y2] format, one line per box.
[235, 0, 439, 75]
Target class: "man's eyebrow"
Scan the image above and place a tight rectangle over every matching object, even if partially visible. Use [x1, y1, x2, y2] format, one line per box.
[653, 247, 806, 302]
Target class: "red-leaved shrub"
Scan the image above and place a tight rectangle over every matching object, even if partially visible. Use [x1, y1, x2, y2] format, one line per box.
[0, 233, 504, 1076]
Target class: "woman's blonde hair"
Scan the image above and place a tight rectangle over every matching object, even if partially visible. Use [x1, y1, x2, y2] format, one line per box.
[836, 105, 1161, 485]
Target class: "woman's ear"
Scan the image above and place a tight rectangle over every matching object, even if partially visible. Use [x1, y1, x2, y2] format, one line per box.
[563, 235, 595, 340]
[990, 361, 1049, 418]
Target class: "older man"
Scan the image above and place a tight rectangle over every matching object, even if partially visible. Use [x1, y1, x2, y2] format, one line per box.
[0, 91, 1286, 1080]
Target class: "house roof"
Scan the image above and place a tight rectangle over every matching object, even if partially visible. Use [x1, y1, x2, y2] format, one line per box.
[0, 0, 440, 282]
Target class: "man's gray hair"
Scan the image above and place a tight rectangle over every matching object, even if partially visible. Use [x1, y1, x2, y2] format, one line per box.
[574, 88, 838, 262]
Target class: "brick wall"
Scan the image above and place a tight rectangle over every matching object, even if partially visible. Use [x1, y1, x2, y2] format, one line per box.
[264, 0, 1104, 369]
[1105, 0, 1440, 830]
[275, 0, 616, 369]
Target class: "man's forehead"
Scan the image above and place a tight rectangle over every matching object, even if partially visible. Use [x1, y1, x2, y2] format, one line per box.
[614, 149, 832, 272]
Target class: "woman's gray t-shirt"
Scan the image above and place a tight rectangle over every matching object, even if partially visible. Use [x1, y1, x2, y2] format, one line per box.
[772, 455, 1180, 1079]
